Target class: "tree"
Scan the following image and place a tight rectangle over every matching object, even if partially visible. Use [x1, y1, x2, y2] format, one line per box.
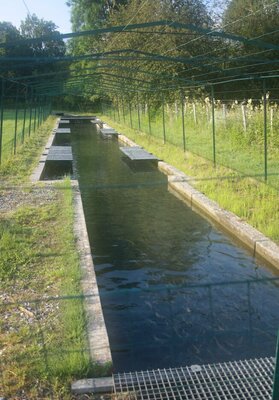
[19, 13, 67, 91]
[66, 0, 128, 55]
[222, 0, 279, 91]
[101, 0, 214, 103]
[0, 22, 30, 77]
[20, 14, 66, 58]
[66, 0, 216, 104]
[67, 0, 128, 31]
[223, 0, 279, 41]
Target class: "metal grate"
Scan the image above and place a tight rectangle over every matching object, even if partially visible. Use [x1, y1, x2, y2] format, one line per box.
[114, 357, 274, 400]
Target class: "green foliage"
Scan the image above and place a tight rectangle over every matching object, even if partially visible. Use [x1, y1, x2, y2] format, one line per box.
[223, 0, 279, 42]
[65, 0, 216, 103]
[0, 14, 66, 80]
[20, 14, 66, 58]
[0, 22, 30, 77]
[221, 0, 279, 92]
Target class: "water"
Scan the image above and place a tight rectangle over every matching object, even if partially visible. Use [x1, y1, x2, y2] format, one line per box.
[71, 123, 279, 372]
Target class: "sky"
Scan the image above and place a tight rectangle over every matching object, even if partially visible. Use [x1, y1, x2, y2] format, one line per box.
[0, 0, 72, 33]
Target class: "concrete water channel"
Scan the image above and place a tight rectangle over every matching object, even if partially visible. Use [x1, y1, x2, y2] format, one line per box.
[69, 120, 279, 374]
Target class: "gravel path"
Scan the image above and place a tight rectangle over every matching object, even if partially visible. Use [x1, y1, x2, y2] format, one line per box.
[0, 185, 58, 212]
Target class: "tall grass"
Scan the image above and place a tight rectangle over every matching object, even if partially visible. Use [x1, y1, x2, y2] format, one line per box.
[106, 98, 279, 189]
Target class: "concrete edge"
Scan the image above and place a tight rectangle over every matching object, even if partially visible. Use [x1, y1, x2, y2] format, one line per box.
[71, 377, 113, 394]
[30, 118, 112, 367]
[30, 129, 56, 183]
[101, 121, 279, 270]
[157, 162, 279, 268]
[72, 179, 112, 365]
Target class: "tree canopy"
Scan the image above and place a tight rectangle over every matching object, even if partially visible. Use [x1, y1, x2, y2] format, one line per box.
[1, 0, 279, 103]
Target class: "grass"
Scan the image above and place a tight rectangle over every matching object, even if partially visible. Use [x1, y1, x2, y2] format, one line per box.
[106, 100, 279, 188]
[1, 108, 46, 165]
[0, 115, 55, 183]
[101, 113, 279, 243]
[0, 115, 109, 399]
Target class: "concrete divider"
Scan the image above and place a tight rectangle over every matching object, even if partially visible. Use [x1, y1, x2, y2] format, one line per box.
[72, 180, 112, 365]
[158, 161, 279, 269]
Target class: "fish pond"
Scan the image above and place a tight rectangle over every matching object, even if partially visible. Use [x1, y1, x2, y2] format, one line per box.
[71, 123, 279, 373]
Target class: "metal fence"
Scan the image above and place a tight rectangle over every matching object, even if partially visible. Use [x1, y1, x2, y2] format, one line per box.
[102, 83, 279, 190]
[2, 278, 279, 398]
[0, 77, 51, 166]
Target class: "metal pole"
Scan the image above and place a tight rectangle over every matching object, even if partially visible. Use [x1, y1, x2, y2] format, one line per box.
[211, 86, 216, 166]
[33, 97, 37, 132]
[129, 100, 132, 128]
[147, 97, 151, 135]
[113, 100, 116, 121]
[162, 93, 166, 144]
[181, 91, 186, 152]
[0, 78, 5, 165]
[22, 86, 27, 144]
[43, 97, 46, 122]
[116, 96, 120, 121]
[39, 97, 42, 125]
[28, 90, 33, 137]
[14, 84, 19, 155]
[122, 97, 126, 123]
[37, 97, 41, 127]
[137, 93, 141, 131]
[272, 331, 279, 400]
[263, 80, 268, 181]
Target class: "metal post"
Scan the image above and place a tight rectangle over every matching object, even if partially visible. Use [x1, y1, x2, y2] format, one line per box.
[122, 97, 126, 123]
[211, 86, 216, 166]
[34, 97, 37, 132]
[0, 78, 5, 165]
[14, 84, 19, 155]
[116, 96, 120, 121]
[113, 100, 116, 121]
[37, 97, 41, 127]
[45, 97, 48, 121]
[272, 331, 279, 400]
[43, 97, 46, 121]
[181, 91, 186, 152]
[137, 93, 141, 131]
[162, 93, 166, 144]
[129, 100, 132, 128]
[147, 97, 151, 135]
[263, 80, 268, 181]
[37, 98, 40, 126]
[29, 91, 33, 137]
[22, 86, 27, 144]
[39, 98, 42, 125]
